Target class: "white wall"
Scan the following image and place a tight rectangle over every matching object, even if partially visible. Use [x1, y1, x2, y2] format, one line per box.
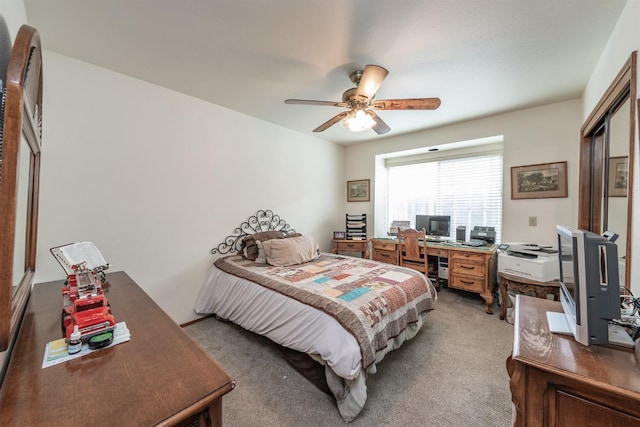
[582, 0, 640, 294]
[0, 0, 26, 37]
[36, 51, 344, 324]
[345, 98, 581, 247]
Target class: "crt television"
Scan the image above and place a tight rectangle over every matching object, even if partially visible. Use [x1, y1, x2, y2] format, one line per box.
[416, 215, 451, 237]
[555, 224, 622, 346]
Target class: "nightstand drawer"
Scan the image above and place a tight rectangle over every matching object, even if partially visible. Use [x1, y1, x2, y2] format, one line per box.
[335, 241, 367, 251]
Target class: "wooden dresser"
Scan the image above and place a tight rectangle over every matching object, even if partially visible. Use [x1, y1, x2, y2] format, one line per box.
[0, 271, 235, 426]
[372, 239, 497, 313]
[507, 295, 640, 426]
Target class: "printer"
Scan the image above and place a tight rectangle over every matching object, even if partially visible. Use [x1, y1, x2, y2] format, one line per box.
[470, 226, 496, 244]
[498, 243, 559, 282]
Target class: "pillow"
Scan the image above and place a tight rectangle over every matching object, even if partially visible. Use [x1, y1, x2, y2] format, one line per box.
[254, 240, 267, 264]
[240, 231, 302, 260]
[262, 235, 320, 266]
[241, 231, 286, 260]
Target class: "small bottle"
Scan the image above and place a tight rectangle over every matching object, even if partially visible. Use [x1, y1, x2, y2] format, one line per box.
[68, 325, 82, 354]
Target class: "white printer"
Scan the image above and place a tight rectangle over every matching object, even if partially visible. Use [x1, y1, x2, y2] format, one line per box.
[498, 243, 559, 282]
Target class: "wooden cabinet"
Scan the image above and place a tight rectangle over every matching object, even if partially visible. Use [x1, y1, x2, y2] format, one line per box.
[507, 295, 640, 427]
[333, 239, 370, 258]
[372, 239, 398, 264]
[449, 250, 488, 292]
[448, 249, 496, 313]
[0, 271, 235, 426]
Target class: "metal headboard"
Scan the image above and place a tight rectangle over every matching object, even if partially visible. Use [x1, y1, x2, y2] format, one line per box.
[211, 209, 296, 255]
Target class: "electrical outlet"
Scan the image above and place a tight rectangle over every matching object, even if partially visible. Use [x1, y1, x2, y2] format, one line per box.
[528, 216, 537, 226]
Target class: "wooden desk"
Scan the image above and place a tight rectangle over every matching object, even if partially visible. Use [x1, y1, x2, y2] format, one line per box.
[0, 271, 235, 426]
[499, 273, 560, 320]
[332, 239, 370, 259]
[372, 239, 497, 313]
[507, 295, 640, 426]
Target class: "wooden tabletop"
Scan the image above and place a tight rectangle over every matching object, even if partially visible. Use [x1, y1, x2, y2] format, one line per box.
[0, 271, 234, 426]
[513, 295, 640, 396]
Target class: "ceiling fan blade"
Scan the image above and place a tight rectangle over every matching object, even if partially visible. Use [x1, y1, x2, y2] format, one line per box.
[285, 99, 349, 107]
[313, 111, 350, 132]
[371, 98, 441, 110]
[368, 110, 391, 135]
[355, 65, 388, 100]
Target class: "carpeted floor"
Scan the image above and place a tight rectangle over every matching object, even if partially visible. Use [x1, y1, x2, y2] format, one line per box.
[185, 286, 514, 426]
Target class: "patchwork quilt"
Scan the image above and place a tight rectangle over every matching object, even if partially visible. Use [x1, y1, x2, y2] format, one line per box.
[214, 253, 437, 369]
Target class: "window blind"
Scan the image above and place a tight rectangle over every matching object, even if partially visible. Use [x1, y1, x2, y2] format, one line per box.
[386, 152, 503, 242]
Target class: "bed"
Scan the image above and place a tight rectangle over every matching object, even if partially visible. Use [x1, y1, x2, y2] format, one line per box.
[194, 210, 437, 421]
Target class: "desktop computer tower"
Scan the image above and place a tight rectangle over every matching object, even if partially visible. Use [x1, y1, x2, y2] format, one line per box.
[456, 226, 466, 242]
[438, 257, 449, 281]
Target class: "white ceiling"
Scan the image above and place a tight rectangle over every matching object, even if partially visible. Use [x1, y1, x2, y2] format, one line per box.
[24, 0, 628, 145]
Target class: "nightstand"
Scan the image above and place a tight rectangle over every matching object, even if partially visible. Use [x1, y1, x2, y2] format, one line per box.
[332, 239, 370, 259]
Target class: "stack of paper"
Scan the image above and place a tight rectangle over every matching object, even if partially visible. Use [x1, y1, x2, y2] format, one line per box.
[42, 321, 131, 369]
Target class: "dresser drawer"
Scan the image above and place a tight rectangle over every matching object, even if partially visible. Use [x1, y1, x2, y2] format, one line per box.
[449, 273, 485, 293]
[372, 240, 397, 251]
[427, 247, 448, 257]
[373, 249, 398, 265]
[450, 250, 487, 263]
[450, 260, 486, 278]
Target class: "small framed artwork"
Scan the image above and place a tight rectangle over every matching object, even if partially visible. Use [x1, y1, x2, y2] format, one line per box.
[333, 231, 346, 240]
[347, 179, 370, 202]
[608, 156, 628, 197]
[511, 161, 568, 200]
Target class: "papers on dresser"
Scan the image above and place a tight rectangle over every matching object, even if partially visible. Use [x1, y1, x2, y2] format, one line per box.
[42, 322, 130, 368]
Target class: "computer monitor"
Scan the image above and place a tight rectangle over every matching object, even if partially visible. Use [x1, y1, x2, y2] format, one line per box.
[415, 215, 430, 234]
[415, 215, 451, 237]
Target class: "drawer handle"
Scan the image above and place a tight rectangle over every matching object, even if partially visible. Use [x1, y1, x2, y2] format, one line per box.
[461, 279, 475, 285]
[461, 265, 475, 270]
[382, 253, 390, 258]
[347, 244, 355, 248]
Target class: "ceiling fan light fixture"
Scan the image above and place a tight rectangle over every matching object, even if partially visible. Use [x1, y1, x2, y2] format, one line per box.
[343, 109, 376, 132]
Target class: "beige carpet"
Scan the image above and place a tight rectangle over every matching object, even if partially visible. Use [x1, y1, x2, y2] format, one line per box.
[185, 286, 514, 426]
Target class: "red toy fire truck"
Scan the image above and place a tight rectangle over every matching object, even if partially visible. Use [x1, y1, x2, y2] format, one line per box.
[61, 262, 115, 341]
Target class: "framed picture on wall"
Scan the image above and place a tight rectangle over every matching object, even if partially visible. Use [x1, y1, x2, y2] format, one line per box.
[347, 179, 370, 202]
[511, 161, 568, 199]
[608, 156, 628, 197]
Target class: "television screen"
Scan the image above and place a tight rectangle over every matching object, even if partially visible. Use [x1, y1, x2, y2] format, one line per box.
[557, 229, 579, 324]
[556, 225, 626, 346]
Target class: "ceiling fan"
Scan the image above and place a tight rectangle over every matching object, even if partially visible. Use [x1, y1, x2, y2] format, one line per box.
[284, 64, 441, 135]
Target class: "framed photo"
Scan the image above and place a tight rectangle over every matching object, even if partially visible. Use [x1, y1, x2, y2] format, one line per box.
[333, 231, 346, 240]
[511, 161, 568, 200]
[608, 156, 628, 197]
[347, 179, 370, 202]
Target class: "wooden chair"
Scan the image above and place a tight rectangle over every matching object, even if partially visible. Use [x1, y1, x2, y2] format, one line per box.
[398, 228, 428, 276]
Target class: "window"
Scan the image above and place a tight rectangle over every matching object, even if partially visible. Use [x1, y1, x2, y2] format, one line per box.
[386, 152, 503, 242]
